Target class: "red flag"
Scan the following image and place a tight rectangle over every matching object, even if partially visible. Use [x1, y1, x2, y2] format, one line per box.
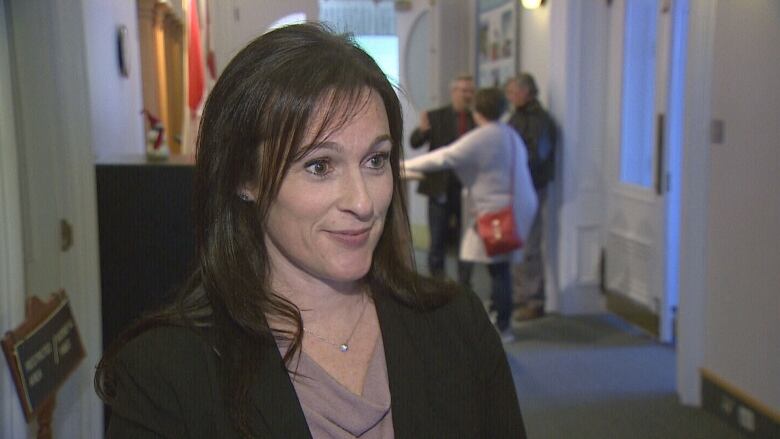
[188, 0, 205, 114]
[205, 0, 216, 79]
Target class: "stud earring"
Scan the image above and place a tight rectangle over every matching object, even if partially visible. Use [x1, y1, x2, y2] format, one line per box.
[238, 193, 252, 202]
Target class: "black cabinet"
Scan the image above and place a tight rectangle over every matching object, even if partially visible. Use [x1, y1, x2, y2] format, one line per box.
[95, 155, 196, 350]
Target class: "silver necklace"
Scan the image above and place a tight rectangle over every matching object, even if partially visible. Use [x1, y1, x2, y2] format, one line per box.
[303, 295, 368, 353]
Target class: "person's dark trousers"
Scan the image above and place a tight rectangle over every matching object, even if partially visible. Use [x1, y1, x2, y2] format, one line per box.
[427, 198, 449, 277]
[488, 262, 512, 331]
[428, 197, 474, 289]
[458, 260, 474, 290]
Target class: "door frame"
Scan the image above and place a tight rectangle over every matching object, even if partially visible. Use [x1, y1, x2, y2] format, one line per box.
[0, 0, 26, 435]
[658, 0, 688, 344]
[602, 0, 687, 344]
[675, 0, 714, 406]
[534, 0, 713, 408]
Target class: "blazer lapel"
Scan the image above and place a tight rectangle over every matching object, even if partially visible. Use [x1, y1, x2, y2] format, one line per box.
[374, 293, 440, 437]
[249, 338, 312, 438]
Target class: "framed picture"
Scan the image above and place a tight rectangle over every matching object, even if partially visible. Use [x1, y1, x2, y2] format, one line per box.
[476, 0, 517, 88]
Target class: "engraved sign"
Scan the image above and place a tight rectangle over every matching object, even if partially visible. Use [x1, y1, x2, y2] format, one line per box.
[2, 291, 85, 421]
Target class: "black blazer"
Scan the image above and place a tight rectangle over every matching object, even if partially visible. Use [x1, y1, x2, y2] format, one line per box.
[410, 105, 475, 198]
[106, 289, 526, 438]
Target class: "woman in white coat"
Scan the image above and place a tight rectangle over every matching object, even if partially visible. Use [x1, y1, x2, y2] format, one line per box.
[404, 88, 537, 338]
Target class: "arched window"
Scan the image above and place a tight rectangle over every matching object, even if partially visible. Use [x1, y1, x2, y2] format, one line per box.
[319, 0, 399, 85]
[268, 13, 307, 31]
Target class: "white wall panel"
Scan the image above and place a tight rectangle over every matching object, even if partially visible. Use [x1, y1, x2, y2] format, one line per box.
[704, 0, 780, 410]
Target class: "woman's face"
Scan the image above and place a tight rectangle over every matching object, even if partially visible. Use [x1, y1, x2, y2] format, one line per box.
[263, 91, 394, 290]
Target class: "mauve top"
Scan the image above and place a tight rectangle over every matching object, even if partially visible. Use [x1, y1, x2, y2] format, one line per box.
[288, 338, 394, 438]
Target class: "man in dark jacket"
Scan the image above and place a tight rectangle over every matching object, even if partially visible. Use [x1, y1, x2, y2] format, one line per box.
[505, 73, 556, 320]
[410, 74, 475, 282]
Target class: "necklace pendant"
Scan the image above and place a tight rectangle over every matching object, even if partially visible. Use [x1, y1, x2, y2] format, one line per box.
[339, 343, 349, 352]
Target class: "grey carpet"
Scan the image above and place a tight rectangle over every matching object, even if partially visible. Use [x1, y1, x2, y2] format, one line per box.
[503, 314, 746, 439]
[412, 249, 745, 438]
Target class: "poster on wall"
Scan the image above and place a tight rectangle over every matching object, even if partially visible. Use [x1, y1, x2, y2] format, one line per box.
[477, 0, 517, 88]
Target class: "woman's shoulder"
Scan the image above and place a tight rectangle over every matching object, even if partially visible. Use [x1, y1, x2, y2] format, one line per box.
[115, 325, 217, 374]
[390, 285, 504, 369]
[103, 326, 229, 437]
[123, 324, 211, 351]
[376, 279, 498, 352]
[454, 124, 502, 152]
[434, 286, 487, 318]
[476, 124, 509, 149]
[465, 122, 502, 139]
[397, 285, 493, 340]
[109, 325, 221, 406]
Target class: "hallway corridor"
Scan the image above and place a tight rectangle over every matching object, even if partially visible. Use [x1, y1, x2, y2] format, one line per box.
[506, 314, 744, 438]
[418, 250, 744, 438]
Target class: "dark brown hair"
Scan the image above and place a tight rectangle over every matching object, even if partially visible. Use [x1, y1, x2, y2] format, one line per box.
[95, 23, 454, 437]
[474, 87, 506, 121]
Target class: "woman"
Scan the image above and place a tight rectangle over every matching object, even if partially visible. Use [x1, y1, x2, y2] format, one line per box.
[95, 24, 525, 438]
[404, 88, 538, 340]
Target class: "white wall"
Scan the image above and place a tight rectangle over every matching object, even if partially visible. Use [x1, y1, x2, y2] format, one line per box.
[703, 0, 780, 410]
[82, 0, 145, 159]
[399, 0, 475, 235]
[540, 0, 609, 313]
[430, 0, 472, 107]
[211, 0, 318, 73]
[0, 0, 27, 434]
[518, 4, 550, 106]
[676, 0, 714, 405]
[397, 0, 433, 232]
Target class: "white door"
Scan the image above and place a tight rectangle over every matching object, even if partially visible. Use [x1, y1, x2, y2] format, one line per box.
[10, 0, 68, 301]
[604, 0, 685, 343]
[7, 0, 103, 436]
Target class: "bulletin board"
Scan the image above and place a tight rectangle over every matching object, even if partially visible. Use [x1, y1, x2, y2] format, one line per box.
[476, 0, 518, 88]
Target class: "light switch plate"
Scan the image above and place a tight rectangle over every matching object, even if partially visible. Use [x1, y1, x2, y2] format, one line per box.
[711, 119, 724, 144]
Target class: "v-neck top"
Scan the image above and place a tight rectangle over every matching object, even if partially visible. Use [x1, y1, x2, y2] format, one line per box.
[289, 337, 394, 438]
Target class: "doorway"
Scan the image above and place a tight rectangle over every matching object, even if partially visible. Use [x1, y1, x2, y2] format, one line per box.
[603, 0, 686, 343]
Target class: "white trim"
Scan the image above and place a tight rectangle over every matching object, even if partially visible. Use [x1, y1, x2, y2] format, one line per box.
[0, 0, 27, 435]
[658, 0, 689, 344]
[402, 8, 431, 109]
[549, 0, 585, 311]
[610, 184, 658, 204]
[575, 225, 601, 284]
[49, 0, 103, 434]
[676, 0, 715, 406]
[606, 229, 653, 248]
